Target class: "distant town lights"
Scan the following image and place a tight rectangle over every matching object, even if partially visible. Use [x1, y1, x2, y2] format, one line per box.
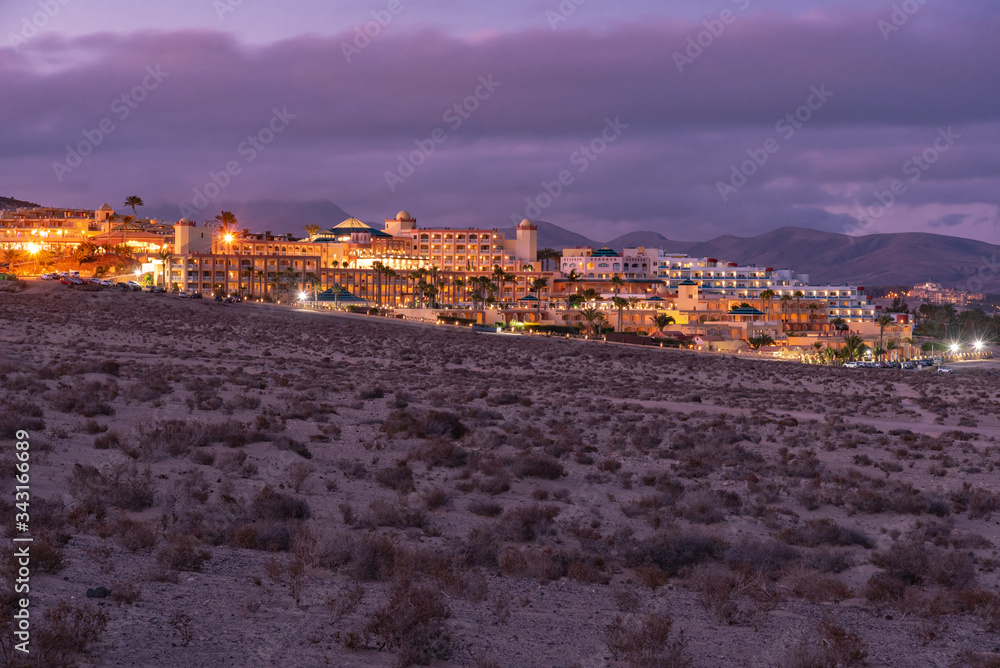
[949, 342, 960, 353]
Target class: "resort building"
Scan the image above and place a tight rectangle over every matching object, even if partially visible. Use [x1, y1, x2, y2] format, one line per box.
[0, 204, 170, 255]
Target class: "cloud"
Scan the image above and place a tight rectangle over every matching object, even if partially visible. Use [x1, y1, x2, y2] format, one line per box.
[1, 4, 998, 243]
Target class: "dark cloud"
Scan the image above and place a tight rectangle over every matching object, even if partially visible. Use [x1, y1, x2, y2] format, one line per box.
[2, 4, 998, 242]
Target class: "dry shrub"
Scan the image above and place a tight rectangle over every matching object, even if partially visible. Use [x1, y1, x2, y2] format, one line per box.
[420, 485, 450, 510]
[47, 380, 117, 417]
[93, 431, 120, 450]
[724, 538, 798, 579]
[566, 555, 609, 584]
[374, 462, 415, 493]
[779, 519, 873, 548]
[499, 546, 566, 580]
[677, 490, 727, 524]
[287, 462, 315, 493]
[954, 651, 1000, 668]
[367, 499, 427, 529]
[348, 578, 452, 668]
[111, 516, 157, 552]
[217, 450, 257, 478]
[383, 409, 468, 440]
[477, 471, 511, 496]
[604, 610, 691, 668]
[695, 568, 779, 626]
[785, 568, 852, 603]
[252, 486, 310, 521]
[623, 527, 722, 576]
[21, 601, 110, 667]
[352, 533, 397, 581]
[498, 504, 560, 542]
[864, 572, 908, 605]
[156, 532, 212, 572]
[328, 584, 366, 624]
[871, 541, 976, 589]
[463, 525, 501, 568]
[0, 397, 45, 438]
[509, 453, 565, 480]
[68, 463, 154, 512]
[409, 438, 468, 469]
[613, 585, 642, 612]
[228, 522, 295, 552]
[780, 615, 868, 668]
[274, 435, 312, 459]
[110, 580, 142, 604]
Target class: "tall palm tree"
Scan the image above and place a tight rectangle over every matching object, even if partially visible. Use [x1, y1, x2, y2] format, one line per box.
[155, 250, 173, 287]
[565, 269, 582, 304]
[612, 296, 630, 333]
[759, 289, 775, 320]
[122, 196, 143, 251]
[372, 261, 386, 307]
[3, 249, 22, 270]
[530, 277, 548, 314]
[611, 275, 624, 299]
[105, 212, 120, 248]
[830, 317, 848, 332]
[215, 211, 238, 252]
[453, 277, 466, 306]
[253, 270, 264, 298]
[492, 265, 506, 304]
[794, 290, 804, 323]
[241, 265, 254, 297]
[581, 287, 601, 304]
[875, 314, 895, 360]
[780, 294, 792, 322]
[304, 224, 321, 240]
[580, 307, 603, 338]
[304, 272, 320, 301]
[807, 303, 820, 322]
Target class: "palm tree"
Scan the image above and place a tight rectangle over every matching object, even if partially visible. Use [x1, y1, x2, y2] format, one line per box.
[612, 296, 630, 333]
[155, 250, 173, 287]
[830, 317, 848, 332]
[807, 303, 820, 322]
[875, 314, 895, 360]
[748, 334, 775, 349]
[3, 249, 22, 270]
[372, 261, 386, 307]
[492, 266, 507, 304]
[253, 270, 264, 298]
[530, 277, 548, 314]
[304, 272, 320, 301]
[124, 195, 144, 218]
[794, 290, 804, 323]
[580, 307, 603, 338]
[304, 224, 321, 240]
[841, 334, 868, 362]
[886, 340, 899, 362]
[453, 277, 466, 306]
[105, 212, 119, 247]
[215, 211, 238, 239]
[812, 341, 825, 357]
[581, 288, 602, 304]
[241, 265, 254, 297]
[567, 294, 586, 309]
[780, 294, 792, 322]
[611, 275, 624, 299]
[564, 269, 582, 306]
[537, 247, 558, 272]
[759, 289, 775, 320]
[652, 313, 676, 332]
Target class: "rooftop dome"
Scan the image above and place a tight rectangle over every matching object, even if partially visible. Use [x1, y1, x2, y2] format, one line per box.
[396, 210, 413, 221]
[518, 218, 537, 230]
[179, 217, 192, 224]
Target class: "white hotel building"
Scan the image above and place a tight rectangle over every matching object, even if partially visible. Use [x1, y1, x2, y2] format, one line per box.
[561, 246, 876, 322]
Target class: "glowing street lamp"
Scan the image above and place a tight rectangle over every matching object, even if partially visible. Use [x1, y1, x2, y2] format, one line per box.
[298, 291, 308, 301]
[974, 340, 984, 351]
[949, 342, 960, 354]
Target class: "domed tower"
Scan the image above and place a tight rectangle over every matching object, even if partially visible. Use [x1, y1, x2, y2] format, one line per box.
[385, 210, 417, 237]
[515, 218, 537, 266]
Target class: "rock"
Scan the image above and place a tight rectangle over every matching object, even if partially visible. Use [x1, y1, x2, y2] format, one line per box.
[86, 586, 111, 599]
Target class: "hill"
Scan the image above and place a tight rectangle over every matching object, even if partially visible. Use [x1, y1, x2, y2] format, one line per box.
[0, 195, 40, 210]
[516, 221, 1000, 292]
[144, 199, 356, 232]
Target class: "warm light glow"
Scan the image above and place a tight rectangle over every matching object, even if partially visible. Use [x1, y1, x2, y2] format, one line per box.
[224, 233, 234, 244]
[950, 342, 960, 353]
[26, 243, 40, 254]
[974, 341, 984, 351]
[298, 291, 308, 300]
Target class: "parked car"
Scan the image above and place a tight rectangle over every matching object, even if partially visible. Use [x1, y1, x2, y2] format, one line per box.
[178, 290, 189, 298]
[190, 292, 203, 299]
[126, 281, 142, 292]
[842, 362, 859, 368]
[938, 366, 954, 373]
[214, 295, 224, 302]
[151, 286, 165, 293]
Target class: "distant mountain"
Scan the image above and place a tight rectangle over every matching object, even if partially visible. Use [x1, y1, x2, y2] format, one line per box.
[504, 220, 1000, 292]
[0, 196, 40, 210]
[683, 226, 1000, 292]
[144, 199, 356, 232]
[498, 220, 596, 250]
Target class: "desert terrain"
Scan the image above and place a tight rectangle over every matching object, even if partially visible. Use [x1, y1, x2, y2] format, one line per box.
[2, 281, 1000, 667]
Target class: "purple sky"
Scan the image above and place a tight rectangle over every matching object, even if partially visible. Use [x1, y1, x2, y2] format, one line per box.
[2, 0, 999, 243]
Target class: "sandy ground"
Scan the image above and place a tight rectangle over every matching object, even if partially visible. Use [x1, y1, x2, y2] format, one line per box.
[2, 281, 1000, 667]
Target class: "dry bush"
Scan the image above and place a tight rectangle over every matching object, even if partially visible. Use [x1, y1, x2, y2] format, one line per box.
[366, 499, 427, 529]
[374, 462, 415, 493]
[156, 532, 212, 572]
[498, 504, 560, 542]
[724, 538, 798, 579]
[463, 525, 501, 568]
[47, 380, 117, 417]
[477, 471, 511, 496]
[25, 601, 110, 668]
[347, 577, 452, 668]
[509, 453, 565, 480]
[352, 533, 397, 581]
[110, 579, 142, 604]
[677, 490, 728, 524]
[780, 615, 868, 668]
[382, 409, 468, 440]
[328, 584, 366, 624]
[499, 546, 566, 580]
[694, 568, 779, 627]
[779, 519, 873, 548]
[252, 486, 310, 521]
[287, 462, 315, 493]
[604, 610, 691, 668]
[409, 438, 468, 469]
[420, 485, 450, 510]
[0, 397, 45, 439]
[613, 585, 642, 613]
[785, 568, 852, 603]
[871, 541, 976, 589]
[623, 527, 722, 576]
[217, 450, 257, 478]
[109, 516, 158, 552]
[68, 463, 154, 512]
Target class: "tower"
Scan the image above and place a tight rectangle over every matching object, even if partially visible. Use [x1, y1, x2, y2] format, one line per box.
[385, 210, 417, 237]
[515, 218, 537, 265]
